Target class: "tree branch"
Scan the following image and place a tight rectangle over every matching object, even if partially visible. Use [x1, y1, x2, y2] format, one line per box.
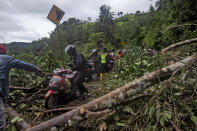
[161, 38, 197, 53]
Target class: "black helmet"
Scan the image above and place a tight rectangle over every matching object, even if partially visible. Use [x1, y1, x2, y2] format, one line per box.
[65, 45, 76, 55]
[103, 48, 107, 53]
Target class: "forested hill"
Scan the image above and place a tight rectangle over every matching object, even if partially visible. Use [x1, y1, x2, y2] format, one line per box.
[7, 0, 197, 59]
[5, 42, 32, 53]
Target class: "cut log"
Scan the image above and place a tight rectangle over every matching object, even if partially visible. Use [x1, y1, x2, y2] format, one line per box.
[5, 105, 31, 130]
[80, 107, 110, 118]
[26, 54, 197, 131]
[161, 38, 197, 53]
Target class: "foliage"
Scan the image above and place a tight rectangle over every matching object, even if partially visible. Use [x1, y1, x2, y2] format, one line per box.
[9, 51, 61, 89]
[102, 65, 197, 130]
[112, 46, 165, 81]
[88, 32, 105, 43]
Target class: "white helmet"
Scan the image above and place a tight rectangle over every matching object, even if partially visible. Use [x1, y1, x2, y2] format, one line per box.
[65, 45, 76, 54]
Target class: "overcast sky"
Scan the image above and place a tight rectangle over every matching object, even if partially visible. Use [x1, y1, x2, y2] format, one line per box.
[0, 0, 156, 43]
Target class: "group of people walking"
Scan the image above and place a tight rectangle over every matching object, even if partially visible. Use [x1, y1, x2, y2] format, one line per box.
[88, 40, 126, 81]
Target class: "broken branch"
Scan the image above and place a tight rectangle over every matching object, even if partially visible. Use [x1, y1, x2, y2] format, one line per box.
[161, 38, 197, 53]
[33, 106, 78, 122]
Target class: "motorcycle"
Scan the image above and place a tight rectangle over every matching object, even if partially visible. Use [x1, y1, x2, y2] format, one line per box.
[44, 68, 77, 109]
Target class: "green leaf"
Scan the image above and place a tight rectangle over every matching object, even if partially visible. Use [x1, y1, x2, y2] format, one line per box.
[11, 116, 19, 124]
[174, 92, 182, 96]
[163, 111, 172, 121]
[156, 108, 161, 121]
[123, 106, 135, 115]
[21, 92, 26, 96]
[160, 116, 165, 126]
[144, 108, 148, 115]
[116, 122, 125, 127]
[14, 90, 21, 93]
[191, 115, 197, 125]
[114, 114, 120, 121]
[32, 105, 38, 109]
[165, 112, 172, 120]
[12, 125, 17, 131]
[11, 116, 23, 124]
[149, 106, 155, 118]
[10, 103, 16, 106]
[20, 104, 27, 110]
[146, 123, 153, 131]
[34, 112, 40, 116]
[114, 75, 118, 78]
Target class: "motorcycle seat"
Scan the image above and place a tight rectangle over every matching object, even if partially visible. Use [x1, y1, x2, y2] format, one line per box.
[66, 71, 77, 79]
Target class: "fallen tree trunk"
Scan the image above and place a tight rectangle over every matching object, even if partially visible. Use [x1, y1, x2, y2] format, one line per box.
[26, 54, 197, 131]
[161, 38, 197, 53]
[5, 105, 31, 130]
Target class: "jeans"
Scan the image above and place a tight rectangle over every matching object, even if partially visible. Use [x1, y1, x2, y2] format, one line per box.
[0, 98, 5, 131]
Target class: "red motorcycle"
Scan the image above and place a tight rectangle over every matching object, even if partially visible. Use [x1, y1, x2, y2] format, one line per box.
[45, 68, 77, 109]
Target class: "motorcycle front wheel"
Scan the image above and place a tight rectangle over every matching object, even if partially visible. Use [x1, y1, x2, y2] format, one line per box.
[45, 94, 59, 109]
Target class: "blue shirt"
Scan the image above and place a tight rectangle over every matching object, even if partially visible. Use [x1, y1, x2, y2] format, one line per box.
[0, 54, 38, 98]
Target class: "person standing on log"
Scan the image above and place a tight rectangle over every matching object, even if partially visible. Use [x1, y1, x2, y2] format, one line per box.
[0, 44, 42, 130]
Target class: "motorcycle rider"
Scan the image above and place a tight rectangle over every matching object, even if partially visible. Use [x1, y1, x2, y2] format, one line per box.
[65, 45, 88, 99]
[0, 44, 42, 130]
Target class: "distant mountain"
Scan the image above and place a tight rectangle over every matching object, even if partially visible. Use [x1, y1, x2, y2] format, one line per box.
[5, 42, 33, 55]
[6, 42, 32, 47]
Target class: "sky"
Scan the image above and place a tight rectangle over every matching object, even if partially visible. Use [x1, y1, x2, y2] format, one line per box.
[0, 0, 156, 43]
